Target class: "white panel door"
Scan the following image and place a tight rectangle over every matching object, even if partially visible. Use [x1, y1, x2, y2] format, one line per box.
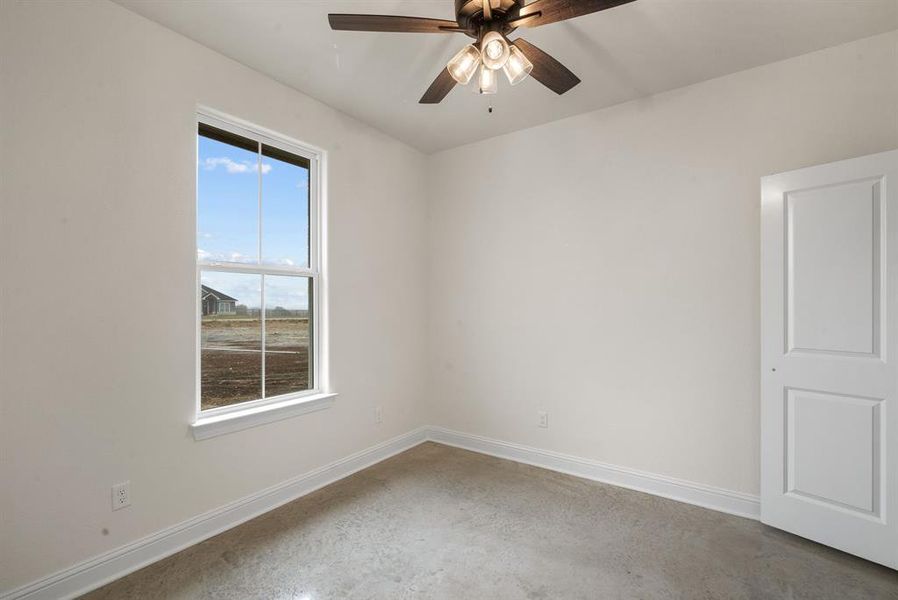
[761, 149, 898, 569]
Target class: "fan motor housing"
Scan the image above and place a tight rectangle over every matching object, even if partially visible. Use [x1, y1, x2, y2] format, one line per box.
[455, 0, 520, 31]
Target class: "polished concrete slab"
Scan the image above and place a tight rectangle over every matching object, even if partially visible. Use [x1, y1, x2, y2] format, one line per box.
[83, 442, 898, 599]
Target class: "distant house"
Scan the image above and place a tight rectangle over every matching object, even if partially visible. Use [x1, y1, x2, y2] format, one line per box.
[201, 285, 237, 316]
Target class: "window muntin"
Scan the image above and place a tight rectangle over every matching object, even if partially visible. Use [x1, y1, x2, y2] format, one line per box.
[197, 115, 319, 414]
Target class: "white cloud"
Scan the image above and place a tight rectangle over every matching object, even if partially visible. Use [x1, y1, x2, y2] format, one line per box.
[196, 249, 252, 263]
[202, 157, 272, 175]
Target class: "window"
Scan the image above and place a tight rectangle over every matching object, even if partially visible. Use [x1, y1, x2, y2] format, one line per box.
[196, 112, 324, 418]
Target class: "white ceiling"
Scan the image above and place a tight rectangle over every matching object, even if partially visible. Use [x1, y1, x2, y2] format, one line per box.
[114, 0, 898, 153]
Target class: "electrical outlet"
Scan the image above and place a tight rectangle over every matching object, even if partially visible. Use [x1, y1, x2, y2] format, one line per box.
[375, 406, 383, 424]
[112, 481, 131, 511]
[538, 411, 548, 428]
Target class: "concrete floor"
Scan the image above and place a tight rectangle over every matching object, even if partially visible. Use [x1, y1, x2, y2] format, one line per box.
[83, 442, 898, 599]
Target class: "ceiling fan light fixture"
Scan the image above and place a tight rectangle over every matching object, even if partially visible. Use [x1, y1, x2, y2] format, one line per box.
[480, 31, 509, 70]
[447, 44, 481, 85]
[329, 0, 607, 104]
[478, 64, 497, 94]
[503, 45, 533, 85]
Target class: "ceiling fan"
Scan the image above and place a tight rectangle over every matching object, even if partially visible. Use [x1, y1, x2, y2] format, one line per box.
[328, 0, 636, 103]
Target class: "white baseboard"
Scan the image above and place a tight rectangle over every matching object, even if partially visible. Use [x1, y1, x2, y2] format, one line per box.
[4, 425, 759, 600]
[1, 427, 429, 600]
[428, 427, 760, 521]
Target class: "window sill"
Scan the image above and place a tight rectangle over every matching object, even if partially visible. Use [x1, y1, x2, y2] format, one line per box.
[191, 392, 337, 441]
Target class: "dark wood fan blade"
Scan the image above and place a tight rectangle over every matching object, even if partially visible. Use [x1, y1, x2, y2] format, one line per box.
[513, 0, 635, 28]
[512, 38, 580, 95]
[328, 14, 466, 33]
[419, 68, 457, 104]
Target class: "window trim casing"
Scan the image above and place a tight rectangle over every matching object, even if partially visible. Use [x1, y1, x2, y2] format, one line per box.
[192, 108, 331, 436]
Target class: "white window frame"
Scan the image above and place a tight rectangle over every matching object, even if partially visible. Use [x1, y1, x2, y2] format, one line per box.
[192, 108, 333, 440]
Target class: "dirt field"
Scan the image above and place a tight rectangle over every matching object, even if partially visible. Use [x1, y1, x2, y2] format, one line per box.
[201, 317, 310, 410]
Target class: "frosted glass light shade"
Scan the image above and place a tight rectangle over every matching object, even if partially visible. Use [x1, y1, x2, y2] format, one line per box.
[479, 65, 497, 95]
[480, 31, 509, 70]
[447, 44, 481, 85]
[503, 45, 533, 85]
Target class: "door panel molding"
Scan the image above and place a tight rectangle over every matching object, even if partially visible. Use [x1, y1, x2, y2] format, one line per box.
[783, 387, 882, 519]
[784, 177, 883, 358]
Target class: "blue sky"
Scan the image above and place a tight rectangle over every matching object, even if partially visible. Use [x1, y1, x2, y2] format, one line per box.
[198, 135, 310, 310]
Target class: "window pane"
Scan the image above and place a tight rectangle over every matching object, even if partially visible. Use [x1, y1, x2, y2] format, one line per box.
[197, 124, 262, 264]
[264, 275, 311, 397]
[261, 144, 310, 268]
[201, 271, 261, 410]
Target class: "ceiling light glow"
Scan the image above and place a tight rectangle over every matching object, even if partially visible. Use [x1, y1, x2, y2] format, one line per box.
[479, 64, 497, 94]
[480, 31, 509, 70]
[447, 44, 481, 85]
[503, 45, 533, 85]
[486, 40, 503, 60]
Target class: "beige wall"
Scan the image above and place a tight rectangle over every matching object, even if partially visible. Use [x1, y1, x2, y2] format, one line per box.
[426, 30, 898, 496]
[0, 0, 428, 590]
